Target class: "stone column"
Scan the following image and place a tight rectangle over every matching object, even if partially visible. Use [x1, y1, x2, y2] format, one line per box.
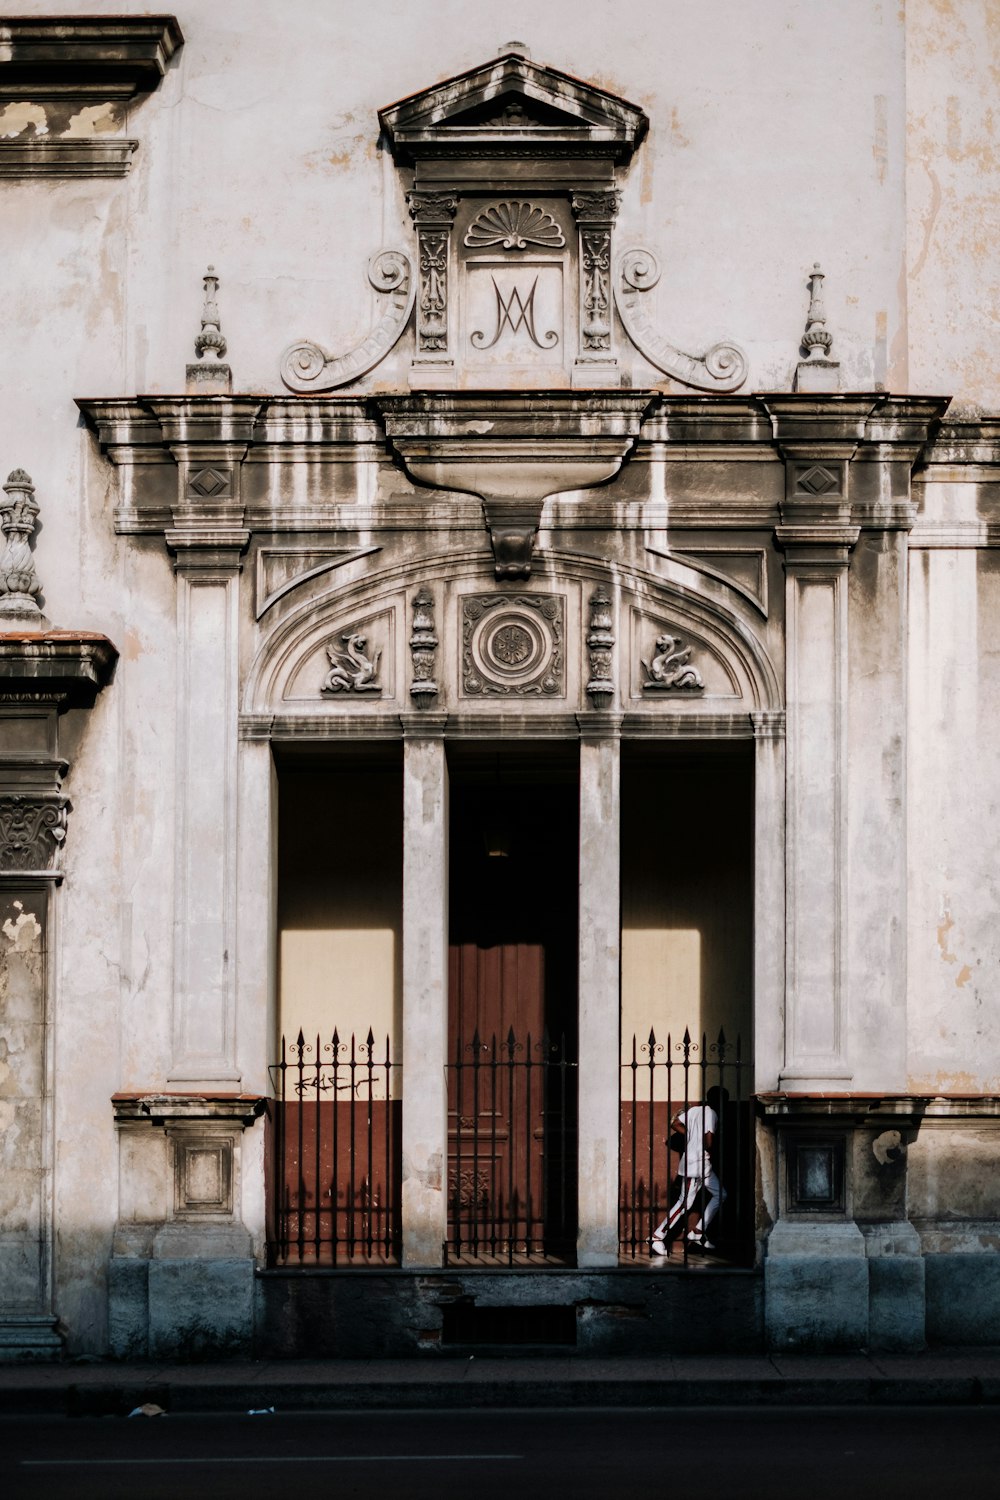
[751, 712, 786, 1091]
[400, 715, 449, 1266]
[147, 404, 259, 1085]
[764, 399, 878, 1088]
[577, 718, 622, 1266]
[779, 527, 856, 1086]
[407, 193, 459, 390]
[0, 628, 117, 1361]
[570, 190, 621, 389]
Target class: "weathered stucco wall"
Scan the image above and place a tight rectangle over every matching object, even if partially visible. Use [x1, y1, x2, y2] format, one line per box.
[3, 0, 1000, 1357]
[906, 0, 1000, 411]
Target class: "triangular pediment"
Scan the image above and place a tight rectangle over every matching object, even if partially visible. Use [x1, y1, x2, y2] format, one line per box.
[379, 50, 647, 163]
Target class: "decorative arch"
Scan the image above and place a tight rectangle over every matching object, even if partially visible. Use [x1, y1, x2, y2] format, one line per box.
[242, 546, 782, 719]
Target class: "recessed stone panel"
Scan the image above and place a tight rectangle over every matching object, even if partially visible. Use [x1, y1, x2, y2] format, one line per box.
[461, 592, 565, 697]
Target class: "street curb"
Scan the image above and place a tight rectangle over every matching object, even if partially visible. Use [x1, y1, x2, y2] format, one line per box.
[1, 1374, 998, 1416]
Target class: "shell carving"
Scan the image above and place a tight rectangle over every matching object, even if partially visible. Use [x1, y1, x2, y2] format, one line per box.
[464, 201, 566, 251]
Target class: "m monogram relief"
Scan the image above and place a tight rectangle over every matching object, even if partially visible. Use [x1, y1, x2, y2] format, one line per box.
[471, 276, 558, 351]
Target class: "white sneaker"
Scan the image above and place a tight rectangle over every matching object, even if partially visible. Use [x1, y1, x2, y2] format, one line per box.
[650, 1236, 668, 1256]
[686, 1231, 715, 1251]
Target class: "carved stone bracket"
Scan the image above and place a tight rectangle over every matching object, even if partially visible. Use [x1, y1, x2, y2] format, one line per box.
[409, 588, 439, 704]
[571, 191, 620, 384]
[378, 391, 653, 580]
[408, 194, 459, 371]
[280, 251, 415, 393]
[614, 248, 748, 392]
[483, 502, 545, 580]
[586, 588, 615, 704]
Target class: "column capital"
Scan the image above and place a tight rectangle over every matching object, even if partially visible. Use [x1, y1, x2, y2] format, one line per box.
[576, 711, 623, 740]
[399, 710, 448, 738]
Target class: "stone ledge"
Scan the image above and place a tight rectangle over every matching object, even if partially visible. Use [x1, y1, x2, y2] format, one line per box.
[112, 1093, 266, 1127]
[758, 1094, 1000, 1125]
[0, 139, 138, 178]
[0, 632, 118, 704]
[0, 16, 183, 93]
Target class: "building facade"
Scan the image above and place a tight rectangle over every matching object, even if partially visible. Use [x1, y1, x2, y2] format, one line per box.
[2, 2, 1000, 1360]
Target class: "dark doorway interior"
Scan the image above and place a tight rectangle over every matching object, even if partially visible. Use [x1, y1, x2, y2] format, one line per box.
[447, 752, 579, 1263]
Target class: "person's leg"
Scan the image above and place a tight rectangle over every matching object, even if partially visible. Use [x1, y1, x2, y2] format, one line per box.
[690, 1173, 726, 1238]
[651, 1176, 697, 1248]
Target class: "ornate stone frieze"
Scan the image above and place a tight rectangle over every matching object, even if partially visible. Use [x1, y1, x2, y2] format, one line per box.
[462, 593, 564, 697]
[571, 191, 619, 362]
[464, 201, 565, 251]
[280, 251, 415, 393]
[0, 794, 68, 871]
[586, 588, 615, 704]
[409, 588, 439, 704]
[0, 469, 42, 620]
[641, 632, 704, 691]
[408, 194, 459, 359]
[321, 631, 382, 694]
[614, 248, 748, 392]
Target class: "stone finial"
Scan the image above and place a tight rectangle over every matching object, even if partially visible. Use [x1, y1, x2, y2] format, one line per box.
[794, 262, 840, 392]
[186, 265, 232, 394]
[0, 468, 44, 621]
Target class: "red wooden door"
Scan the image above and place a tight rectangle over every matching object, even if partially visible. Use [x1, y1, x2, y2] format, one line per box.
[447, 778, 577, 1262]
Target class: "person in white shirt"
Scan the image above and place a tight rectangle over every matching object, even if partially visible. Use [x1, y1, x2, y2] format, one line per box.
[650, 1087, 727, 1254]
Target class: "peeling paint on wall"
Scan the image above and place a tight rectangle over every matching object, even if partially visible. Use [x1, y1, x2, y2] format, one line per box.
[0, 102, 47, 139]
[2, 901, 42, 951]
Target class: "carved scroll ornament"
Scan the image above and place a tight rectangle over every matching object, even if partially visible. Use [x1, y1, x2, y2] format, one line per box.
[614, 248, 747, 392]
[281, 251, 415, 393]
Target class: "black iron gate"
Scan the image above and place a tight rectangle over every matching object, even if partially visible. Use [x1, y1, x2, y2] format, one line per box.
[266, 1029, 401, 1265]
[619, 1027, 752, 1263]
[446, 1027, 577, 1264]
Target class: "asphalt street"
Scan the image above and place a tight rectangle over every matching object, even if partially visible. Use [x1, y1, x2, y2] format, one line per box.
[3, 1405, 999, 1500]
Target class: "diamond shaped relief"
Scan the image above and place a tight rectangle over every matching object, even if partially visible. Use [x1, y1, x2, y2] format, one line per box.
[189, 467, 230, 498]
[795, 464, 840, 497]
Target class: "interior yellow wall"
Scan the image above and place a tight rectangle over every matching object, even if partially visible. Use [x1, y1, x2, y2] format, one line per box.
[278, 768, 402, 1091]
[620, 757, 753, 1098]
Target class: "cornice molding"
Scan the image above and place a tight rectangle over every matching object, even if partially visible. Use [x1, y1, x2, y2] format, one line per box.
[0, 631, 118, 704]
[0, 15, 181, 180]
[0, 16, 183, 94]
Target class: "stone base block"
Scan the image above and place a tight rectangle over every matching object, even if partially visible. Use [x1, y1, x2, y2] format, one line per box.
[147, 1259, 254, 1360]
[255, 1267, 764, 1359]
[108, 1258, 150, 1360]
[867, 1256, 926, 1351]
[925, 1255, 1000, 1346]
[0, 1315, 62, 1362]
[765, 1221, 868, 1351]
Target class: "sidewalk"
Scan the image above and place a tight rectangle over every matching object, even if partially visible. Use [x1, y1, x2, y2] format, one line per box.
[2, 1350, 1000, 1415]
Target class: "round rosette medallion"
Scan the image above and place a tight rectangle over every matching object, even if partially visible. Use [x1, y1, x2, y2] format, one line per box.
[463, 597, 563, 695]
